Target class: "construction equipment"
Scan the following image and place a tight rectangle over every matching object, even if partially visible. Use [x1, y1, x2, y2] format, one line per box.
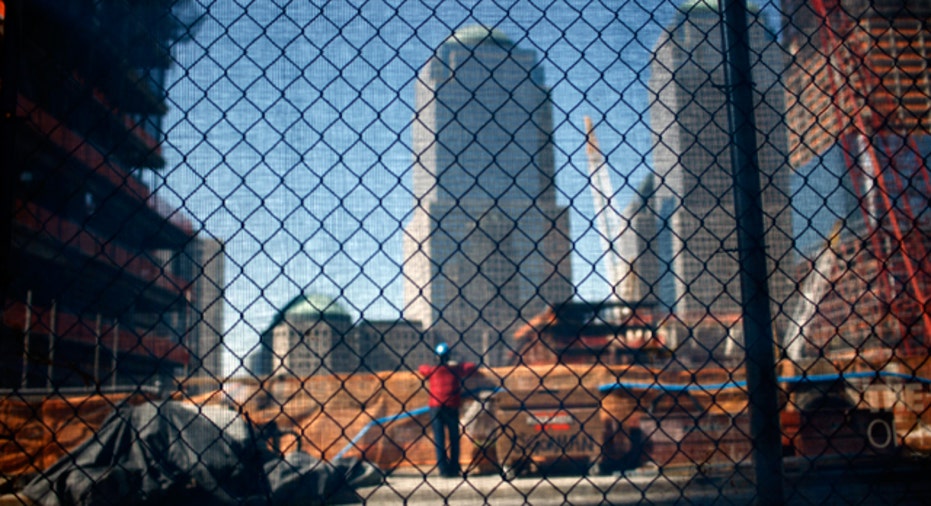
[494, 387, 605, 478]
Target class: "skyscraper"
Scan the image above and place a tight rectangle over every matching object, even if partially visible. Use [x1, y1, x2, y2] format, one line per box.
[618, 176, 662, 306]
[188, 237, 226, 390]
[403, 26, 572, 366]
[647, 0, 793, 363]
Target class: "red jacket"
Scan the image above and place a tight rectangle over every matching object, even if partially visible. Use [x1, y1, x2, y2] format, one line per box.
[419, 361, 478, 408]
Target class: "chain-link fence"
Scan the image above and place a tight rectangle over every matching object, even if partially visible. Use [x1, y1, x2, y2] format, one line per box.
[3, 0, 931, 504]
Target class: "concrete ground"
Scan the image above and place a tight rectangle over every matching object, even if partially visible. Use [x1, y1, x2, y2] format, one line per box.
[356, 468, 711, 505]
[353, 455, 931, 505]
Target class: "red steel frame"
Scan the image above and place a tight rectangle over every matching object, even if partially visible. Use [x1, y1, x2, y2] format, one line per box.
[808, 0, 931, 355]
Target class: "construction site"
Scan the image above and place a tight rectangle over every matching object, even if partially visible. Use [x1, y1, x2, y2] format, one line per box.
[3, 0, 931, 504]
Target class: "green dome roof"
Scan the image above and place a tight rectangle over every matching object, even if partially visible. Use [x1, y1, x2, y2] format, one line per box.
[261, 293, 349, 336]
[282, 293, 347, 319]
[444, 25, 513, 48]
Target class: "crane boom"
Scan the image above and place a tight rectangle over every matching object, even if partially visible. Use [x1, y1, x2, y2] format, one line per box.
[584, 116, 625, 299]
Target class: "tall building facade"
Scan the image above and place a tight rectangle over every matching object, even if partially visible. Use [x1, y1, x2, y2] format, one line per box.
[187, 237, 226, 390]
[618, 176, 662, 306]
[354, 319, 432, 373]
[646, 0, 793, 363]
[2, 1, 196, 389]
[403, 26, 573, 366]
[782, 0, 931, 361]
[784, 0, 931, 170]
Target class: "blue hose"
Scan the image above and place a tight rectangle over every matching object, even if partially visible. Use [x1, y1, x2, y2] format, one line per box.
[335, 405, 432, 460]
[335, 371, 930, 460]
[334, 387, 500, 460]
[597, 370, 931, 393]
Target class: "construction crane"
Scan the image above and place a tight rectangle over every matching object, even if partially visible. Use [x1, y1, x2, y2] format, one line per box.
[798, 0, 931, 356]
[584, 116, 625, 300]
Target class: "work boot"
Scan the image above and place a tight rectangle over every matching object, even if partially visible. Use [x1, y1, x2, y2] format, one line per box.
[441, 465, 462, 478]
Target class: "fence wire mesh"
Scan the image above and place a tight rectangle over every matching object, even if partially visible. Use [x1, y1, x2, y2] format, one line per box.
[3, 0, 931, 504]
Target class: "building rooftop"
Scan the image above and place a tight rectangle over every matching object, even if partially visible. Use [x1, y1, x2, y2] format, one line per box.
[262, 293, 350, 336]
[444, 25, 514, 48]
[284, 293, 348, 319]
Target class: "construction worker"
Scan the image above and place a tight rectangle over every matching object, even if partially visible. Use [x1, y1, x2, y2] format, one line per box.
[419, 342, 478, 477]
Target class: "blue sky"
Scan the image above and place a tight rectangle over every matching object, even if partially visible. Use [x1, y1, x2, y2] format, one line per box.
[149, 0, 782, 374]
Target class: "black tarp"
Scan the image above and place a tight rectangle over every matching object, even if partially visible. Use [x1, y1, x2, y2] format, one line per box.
[22, 401, 382, 506]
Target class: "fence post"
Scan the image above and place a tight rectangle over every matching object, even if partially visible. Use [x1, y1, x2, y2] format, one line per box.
[719, 1, 785, 504]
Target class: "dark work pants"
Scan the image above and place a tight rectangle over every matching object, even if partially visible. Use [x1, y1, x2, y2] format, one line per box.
[430, 406, 460, 475]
